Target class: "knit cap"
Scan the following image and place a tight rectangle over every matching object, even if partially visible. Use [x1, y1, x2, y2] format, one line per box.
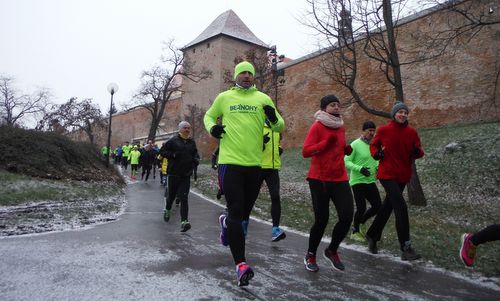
[234, 61, 255, 80]
[362, 121, 376, 130]
[390, 102, 409, 120]
[320, 94, 340, 110]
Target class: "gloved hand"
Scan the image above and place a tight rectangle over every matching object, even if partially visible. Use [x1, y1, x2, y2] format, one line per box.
[278, 146, 283, 155]
[344, 145, 353, 155]
[263, 105, 278, 124]
[412, 146, 421, 157]
[360, 167, 371, 177]
[262, 133, 270, 150]
[211, 154, 218, 170]
[373, 147, 384, 160]
[263, 133, 270, 144]
[210, 124, 226, 139]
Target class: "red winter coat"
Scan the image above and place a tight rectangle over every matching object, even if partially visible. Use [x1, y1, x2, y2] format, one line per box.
[302, 121, 349, 182]
[370, 120, 424, 183]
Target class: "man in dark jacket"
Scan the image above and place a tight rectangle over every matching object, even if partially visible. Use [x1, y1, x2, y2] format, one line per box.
[160, 121, 200, 232]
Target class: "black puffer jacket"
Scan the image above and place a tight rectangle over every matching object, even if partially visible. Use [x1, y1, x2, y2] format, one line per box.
[159, 135, 199, 177]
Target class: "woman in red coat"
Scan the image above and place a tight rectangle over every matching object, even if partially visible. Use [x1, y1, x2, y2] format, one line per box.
[365, 101, 424, 261]
[302, 95, 354, 272]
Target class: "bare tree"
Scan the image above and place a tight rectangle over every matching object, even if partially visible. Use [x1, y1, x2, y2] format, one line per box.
[305, 0, 429, 205]
[37, 97, 105, 144]
[183, 103, 205, 140]
[412, 0, 500, 58]
[134, 40, 212, 141]
[0, 75, 50, 127]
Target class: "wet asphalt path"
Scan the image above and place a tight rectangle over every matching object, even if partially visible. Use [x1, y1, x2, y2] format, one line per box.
[0, 178, 499, 300]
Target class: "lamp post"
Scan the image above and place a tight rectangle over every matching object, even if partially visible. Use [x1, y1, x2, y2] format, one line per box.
[106, 83, 118, 167]
[269, 46, 285, 108]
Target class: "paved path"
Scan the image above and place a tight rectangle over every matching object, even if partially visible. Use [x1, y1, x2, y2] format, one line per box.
[1, 179, 499, 300]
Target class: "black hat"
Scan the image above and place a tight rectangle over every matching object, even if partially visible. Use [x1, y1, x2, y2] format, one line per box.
[362, 121, 376, 131]
[320, 94, 340, 110]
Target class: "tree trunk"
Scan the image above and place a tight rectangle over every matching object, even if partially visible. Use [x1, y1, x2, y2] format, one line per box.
[407, 160, 427, 206]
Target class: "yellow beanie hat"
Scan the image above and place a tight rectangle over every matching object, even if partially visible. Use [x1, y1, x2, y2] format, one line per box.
[234, 61, 255, 80]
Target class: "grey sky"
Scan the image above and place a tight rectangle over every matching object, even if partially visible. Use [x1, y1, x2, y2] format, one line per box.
[0, 0, 316, 114]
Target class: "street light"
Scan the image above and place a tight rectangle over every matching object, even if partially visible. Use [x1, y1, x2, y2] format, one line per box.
[269, 46, 285, 108]
[105, 83, 118, 167]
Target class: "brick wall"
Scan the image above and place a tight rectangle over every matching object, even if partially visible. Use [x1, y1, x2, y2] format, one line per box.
[90, 0, 499, 158]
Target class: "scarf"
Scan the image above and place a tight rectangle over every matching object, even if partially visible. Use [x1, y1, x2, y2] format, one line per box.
[314, 110, 344, 129]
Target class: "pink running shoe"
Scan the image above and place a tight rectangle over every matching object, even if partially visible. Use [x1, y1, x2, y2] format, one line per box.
[236, 262, 254, 286]
[460, 233, 476, 267]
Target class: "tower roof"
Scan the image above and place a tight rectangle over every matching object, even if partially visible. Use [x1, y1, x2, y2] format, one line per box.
[182, 10, 269, 49]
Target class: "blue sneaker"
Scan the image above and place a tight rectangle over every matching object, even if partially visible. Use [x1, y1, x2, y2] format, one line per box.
[272, 226, 286, 242]
[219, 214, 228, 246]
[236, 262, 254, 286]
[242, 220, 249, 238]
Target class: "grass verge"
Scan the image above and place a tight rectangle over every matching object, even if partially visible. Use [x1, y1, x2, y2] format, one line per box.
[193, 121, 500, 278]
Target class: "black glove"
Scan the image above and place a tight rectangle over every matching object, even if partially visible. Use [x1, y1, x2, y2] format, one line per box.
[360, 167, 371, 177]
[263, 105, 278, 124]
[278, 146, 283, 155]
[413, 146, 421, 157]
[210, 125, 226, 139]
[211, 154, 218, 170]
[262, 133, 270, 150]
[344, 145, 353, 155]
[263, 133, 270, 144]
[373, 148, 384, 160]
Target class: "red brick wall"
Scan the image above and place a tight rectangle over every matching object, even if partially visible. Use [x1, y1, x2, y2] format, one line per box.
[85, 0, 499, 158]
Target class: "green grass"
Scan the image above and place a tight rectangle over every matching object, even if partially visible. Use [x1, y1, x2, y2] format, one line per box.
[193, 121, 500, 278]
[0, 170, 123, 206]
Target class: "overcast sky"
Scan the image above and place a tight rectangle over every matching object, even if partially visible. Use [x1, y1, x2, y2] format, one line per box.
[0, 0, 319, 114]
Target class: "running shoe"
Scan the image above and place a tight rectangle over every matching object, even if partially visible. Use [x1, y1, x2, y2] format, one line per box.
[180, 220, 191, 232]
[163, 209, 171, 222]
[460, 233, 476, 267]
[324, 248, 345, 271]
[350, 231, 365, 242]
[236, 262, 254, 286]
[304, 252, 319, 272]
[401, 245, 421, 261]
[219, 214, 228, 246]
[359, 223, 368, 236]
[271, 226, 286, 242]
[365, 235, 378, 254]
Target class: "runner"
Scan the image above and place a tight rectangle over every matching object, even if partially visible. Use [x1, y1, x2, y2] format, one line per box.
[160, 121, 199, 232]
[460, 224, 500, 267]
[344, 121, 381, 241]
[128, 145, 141, 180]
[365, 101, 424, 261]
[302, 94, 354, 272]
[204, 61, 284, 286]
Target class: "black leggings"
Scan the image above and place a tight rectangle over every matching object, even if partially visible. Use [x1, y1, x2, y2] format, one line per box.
[307, 179, 353, 254]
[471, 224, 500, 245]
[165, 175, 190, 221]
[366, 180, 410, 250]
[142, 164, 152, 180]
[352, 183, 381, 231]
[259, 169, 281, 227]
[221, 165, 261, 264]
